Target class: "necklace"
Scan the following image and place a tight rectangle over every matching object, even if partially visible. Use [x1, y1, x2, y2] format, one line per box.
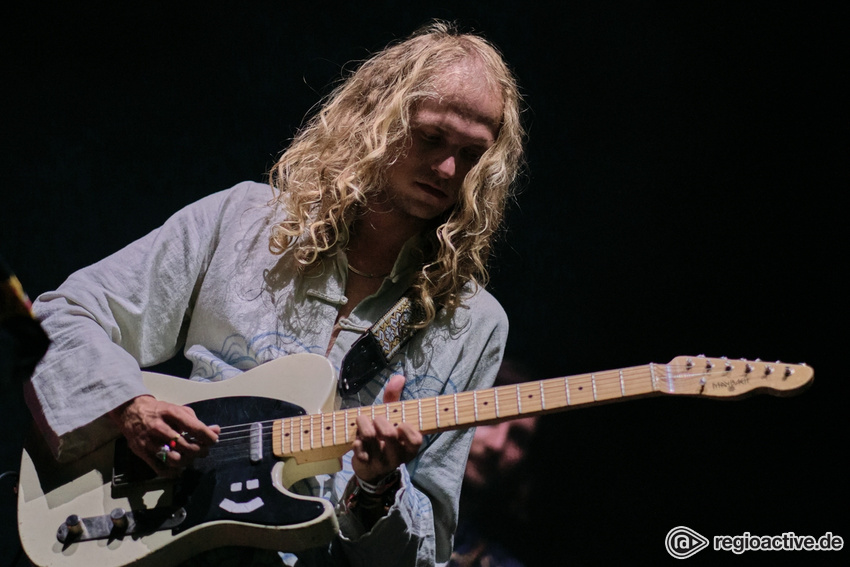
[347, 263, 391, 279]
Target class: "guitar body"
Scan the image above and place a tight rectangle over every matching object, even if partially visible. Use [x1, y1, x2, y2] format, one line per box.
[18, 353, 342, 567]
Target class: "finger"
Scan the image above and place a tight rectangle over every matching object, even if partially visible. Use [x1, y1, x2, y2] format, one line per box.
[352, 439, 371, 463]
[143, 442, 182, 477]
[395, 423, 423, 460]
[383, 374, 406, 404]
[164, 406, 220, 445]
[372, 416, 398, 439]
[355, 414, 377, 440]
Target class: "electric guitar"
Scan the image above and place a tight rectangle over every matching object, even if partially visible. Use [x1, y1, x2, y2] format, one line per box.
[17, 353, 813, 567]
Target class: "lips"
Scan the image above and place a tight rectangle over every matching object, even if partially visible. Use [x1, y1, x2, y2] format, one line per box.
[415, 181, 447, 199]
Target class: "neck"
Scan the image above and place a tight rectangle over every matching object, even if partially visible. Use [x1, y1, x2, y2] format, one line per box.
[347, 206, 425, 275]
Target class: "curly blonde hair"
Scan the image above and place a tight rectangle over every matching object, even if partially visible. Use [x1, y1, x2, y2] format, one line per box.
[269, 20, 525, 327]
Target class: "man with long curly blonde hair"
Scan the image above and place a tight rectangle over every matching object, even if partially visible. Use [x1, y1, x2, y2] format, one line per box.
[26, 20, 525, 567]
[269, 20, 524, 329]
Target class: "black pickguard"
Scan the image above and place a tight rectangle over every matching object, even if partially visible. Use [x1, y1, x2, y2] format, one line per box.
[112, 395, 326, 534]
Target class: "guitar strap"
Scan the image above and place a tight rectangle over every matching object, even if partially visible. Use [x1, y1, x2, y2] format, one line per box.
[338, 293, 424, 395]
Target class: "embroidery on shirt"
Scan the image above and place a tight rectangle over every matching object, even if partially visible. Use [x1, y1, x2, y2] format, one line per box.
[188, 332, 322, 381]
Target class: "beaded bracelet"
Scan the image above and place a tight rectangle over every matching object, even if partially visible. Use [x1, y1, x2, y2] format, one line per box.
[354, 470, 400, 495]
[344, 469, 402, 513]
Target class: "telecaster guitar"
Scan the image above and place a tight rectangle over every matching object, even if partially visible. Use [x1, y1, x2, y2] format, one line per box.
[18, 353, 813, 566]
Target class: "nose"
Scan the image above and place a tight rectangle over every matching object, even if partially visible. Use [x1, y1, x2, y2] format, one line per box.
[433, 154, 456, 179]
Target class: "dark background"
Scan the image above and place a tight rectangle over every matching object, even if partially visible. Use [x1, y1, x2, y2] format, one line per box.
[1, 2, 846, 565]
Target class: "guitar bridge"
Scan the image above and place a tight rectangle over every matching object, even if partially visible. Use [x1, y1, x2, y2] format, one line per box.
[57, 506, 187, 544]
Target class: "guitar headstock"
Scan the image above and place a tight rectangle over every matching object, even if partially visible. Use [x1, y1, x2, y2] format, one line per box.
[664, 355, 814, 398]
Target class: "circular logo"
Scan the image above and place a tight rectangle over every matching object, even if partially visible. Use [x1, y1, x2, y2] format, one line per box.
[665, 526, 709, 559]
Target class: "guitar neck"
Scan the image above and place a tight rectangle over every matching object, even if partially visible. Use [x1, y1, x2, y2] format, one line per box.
[271, 355, 812, 463]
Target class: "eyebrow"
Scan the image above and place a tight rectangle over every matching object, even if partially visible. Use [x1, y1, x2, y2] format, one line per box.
[413, 115, 497, 147]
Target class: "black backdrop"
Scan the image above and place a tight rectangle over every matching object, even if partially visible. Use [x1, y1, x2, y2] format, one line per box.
[1, 2, 846, 566]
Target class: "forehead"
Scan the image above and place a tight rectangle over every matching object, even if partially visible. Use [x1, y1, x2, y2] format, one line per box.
[415, 64, 504, 142]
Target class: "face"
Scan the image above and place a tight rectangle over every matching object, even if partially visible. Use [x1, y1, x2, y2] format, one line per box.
[464, 416, 538, 489]
[381, 64, 503, 225]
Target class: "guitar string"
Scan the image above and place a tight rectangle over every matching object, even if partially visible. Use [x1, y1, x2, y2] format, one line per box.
[202, 363, 755, 448]
[211, 363, 758, 441]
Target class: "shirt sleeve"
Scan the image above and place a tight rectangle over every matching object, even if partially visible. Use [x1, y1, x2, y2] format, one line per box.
[24, 182, 262, 462]
[332, 292, 508, 567]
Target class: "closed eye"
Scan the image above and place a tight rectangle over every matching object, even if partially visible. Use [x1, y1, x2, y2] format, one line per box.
[419, 132, 441, 145]
[462, 147, 485, 163]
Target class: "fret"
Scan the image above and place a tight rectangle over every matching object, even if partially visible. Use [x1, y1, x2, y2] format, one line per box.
[539, 381, 546, 410]
[516, 385, 522, 414]
[435, 396, 441, 428]
[591, 374, 598, 401]
[666, 364, 674, 393]
[571, 374, 595, 405]
[650, 363, 658, 391]
[389, 402, 401, 426]
[473, 390, 479, 421]
[283, 418, 289, 453]
[453, 393, 459, 425]
[619, 369, 625, 397]
[417, 398, 423, 431]
[565, 376, 571, 406]
[494, 387, 501, 418]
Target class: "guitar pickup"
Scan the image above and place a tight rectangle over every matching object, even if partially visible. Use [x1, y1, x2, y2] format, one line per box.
[250, 422, 263, 463]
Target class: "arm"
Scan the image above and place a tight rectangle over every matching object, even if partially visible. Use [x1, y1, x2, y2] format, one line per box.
[24, 183, 259, 464]
[332, 293, 508, 566]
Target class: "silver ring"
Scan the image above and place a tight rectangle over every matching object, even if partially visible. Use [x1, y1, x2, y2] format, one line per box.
[155, 444, 171, 463]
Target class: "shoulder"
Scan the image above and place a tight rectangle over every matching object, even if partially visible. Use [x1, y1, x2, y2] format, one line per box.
[458, 284, 509, 332]
[188, 180, 276, 219]
[161, 181, 277, 237]
[424, 284, 508, 349]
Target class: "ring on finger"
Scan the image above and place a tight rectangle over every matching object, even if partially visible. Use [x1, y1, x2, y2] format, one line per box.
[155, 444, 171, 463]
